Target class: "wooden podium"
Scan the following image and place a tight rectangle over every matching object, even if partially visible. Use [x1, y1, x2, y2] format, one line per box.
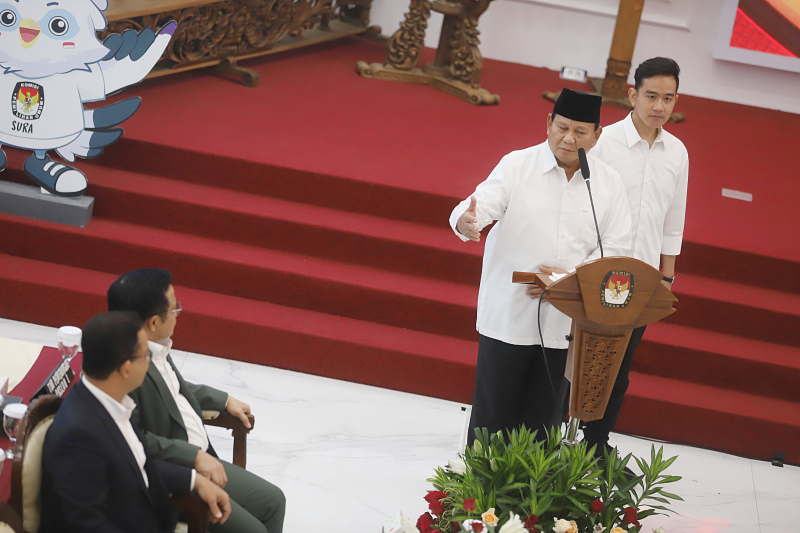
[513, 257, 677, 439]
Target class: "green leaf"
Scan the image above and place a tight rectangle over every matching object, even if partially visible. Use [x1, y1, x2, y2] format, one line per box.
[660, 455, 678, 471]
[658, 490, 684, 501]
[565, 494, 589, 514]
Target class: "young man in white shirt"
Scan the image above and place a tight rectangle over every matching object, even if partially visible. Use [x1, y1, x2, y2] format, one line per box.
[450, 88, 632, 444]
[108, 269, 285, 533]
[586, 57, 689, 458]
[41, 311, 230, 533]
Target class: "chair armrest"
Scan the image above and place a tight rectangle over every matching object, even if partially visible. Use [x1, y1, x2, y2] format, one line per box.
[201, 411, 254, 469]
[171, 494, 209, 533]
[202, 411, 255, 432]
[0, 502, 23, 533]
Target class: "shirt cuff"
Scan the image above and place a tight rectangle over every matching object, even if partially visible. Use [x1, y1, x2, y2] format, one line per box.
[661, 235, 683, 256]
[190, 469, 196, 491]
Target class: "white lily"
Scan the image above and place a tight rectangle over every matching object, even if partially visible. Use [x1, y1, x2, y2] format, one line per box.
[448, 456, 467, 475]
[498, 513, 526, 533]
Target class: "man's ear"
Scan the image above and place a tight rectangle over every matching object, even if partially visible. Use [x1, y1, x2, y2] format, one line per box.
[145, 315, 159, 333]
[118, 359, 133, 380]
[627, 87, 637, 107]
[593, 125, 603, 145]
[546, 112, 553, 132]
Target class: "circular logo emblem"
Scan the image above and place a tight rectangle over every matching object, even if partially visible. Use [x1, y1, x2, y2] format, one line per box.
[600, 270, 633, 308]
[12, 81, 45, 120]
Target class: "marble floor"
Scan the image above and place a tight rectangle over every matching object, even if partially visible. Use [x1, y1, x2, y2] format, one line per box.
[2, 317, 799, 533]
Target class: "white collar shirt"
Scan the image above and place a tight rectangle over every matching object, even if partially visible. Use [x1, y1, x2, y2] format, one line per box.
[149, 339, 209, 452]
[449, 142, 632, 348]
[82, 376, 149, 488]
[592, 112, 689, 269]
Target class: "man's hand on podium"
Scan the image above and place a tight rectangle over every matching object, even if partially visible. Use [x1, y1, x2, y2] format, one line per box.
[456, 196, 481, 242]
[526, 265, 568, 299]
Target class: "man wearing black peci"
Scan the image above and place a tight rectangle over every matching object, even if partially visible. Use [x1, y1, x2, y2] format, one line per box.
[449, 88, 632, 444]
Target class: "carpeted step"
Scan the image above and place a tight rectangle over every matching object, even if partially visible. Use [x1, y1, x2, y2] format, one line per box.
[6, 144, 797, 296]
[1, 212, 797, 346]
[2, 143, 459, 229]
[0, 253, 479, 403]
[667, 273, 800, 347]
[616, 371, 800, 465]
[635, 322, 800, 403]
[0, 162, 485, 286]
[0, 213, 479, 341]
[2, 252, 798, 464]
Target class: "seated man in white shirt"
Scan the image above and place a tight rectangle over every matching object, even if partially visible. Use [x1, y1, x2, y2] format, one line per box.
[108, 269, 285, 533]
[40, 311, 230, 533]
[450, 88, 632, 445]
[586, 57, 689, 459]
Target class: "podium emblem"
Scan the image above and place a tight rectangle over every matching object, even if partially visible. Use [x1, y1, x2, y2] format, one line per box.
[601, 270, 633, 308]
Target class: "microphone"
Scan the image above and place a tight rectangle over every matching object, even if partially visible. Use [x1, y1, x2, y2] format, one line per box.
[578, 148, 603, 258]
[578, 147, 590, 182]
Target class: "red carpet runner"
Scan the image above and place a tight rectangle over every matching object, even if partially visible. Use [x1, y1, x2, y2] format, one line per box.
[0, 37, 798, 464]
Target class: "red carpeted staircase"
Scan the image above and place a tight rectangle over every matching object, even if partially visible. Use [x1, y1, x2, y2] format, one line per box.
[0, 37, 798, 465]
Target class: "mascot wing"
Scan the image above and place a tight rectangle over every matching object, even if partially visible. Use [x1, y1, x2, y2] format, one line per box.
[99, 22, 176, 96]
[56, 98, 141, 162]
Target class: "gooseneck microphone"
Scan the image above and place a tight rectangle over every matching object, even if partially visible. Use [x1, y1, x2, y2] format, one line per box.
[578, 147, 603, 258]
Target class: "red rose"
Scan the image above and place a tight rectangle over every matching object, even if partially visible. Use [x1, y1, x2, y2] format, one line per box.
[451, 521, 460, 533]
[623, 507, 640, 527]
[472, 522, 484, 532]
[425, 490, 448, 504]
[524, 514, 539, 532]
[463, 498, 476, 512]
[591, 498, 604, 513]
[417, 512, 435, 533]
[430, 501, 446, 516]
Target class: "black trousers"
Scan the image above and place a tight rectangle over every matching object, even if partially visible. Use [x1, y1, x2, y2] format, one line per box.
[467, 335, 568, 445]
[555, 325, 647, 448]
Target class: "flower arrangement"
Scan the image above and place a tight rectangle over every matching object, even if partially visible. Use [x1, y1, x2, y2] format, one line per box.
[417, 426, 682, 533]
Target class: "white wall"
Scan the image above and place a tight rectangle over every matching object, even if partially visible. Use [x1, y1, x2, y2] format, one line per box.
[369, 0, 800, 114]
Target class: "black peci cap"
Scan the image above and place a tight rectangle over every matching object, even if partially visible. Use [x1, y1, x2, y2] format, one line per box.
[552, 88, 602, 124]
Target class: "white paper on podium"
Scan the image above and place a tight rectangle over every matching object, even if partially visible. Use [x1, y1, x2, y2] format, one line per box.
[0, 337, 44, 391]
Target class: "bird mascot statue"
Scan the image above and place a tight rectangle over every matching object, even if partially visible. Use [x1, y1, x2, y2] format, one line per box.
[0, 0, 174, 197]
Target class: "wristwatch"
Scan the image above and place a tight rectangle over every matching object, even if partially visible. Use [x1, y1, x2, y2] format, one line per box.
[663, 275, 675, 283]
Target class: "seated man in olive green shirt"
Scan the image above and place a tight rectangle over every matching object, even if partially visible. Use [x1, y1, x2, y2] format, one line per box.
[108, 269, 285, 533]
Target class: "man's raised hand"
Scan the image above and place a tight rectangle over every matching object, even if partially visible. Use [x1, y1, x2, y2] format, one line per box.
[457, 196, 481, 242]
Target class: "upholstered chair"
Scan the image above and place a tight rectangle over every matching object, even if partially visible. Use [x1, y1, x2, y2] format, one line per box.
[9, 395, 210, 533]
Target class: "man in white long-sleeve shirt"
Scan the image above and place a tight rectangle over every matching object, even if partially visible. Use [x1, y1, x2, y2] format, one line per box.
[450, 88, 632, 444]
[585, 57, 689, 458]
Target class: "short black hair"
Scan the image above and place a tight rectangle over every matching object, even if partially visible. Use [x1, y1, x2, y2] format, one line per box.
[551, 113, 600, 131]
[82, 312, 144, 380]
[634, 57, 680, 92]
[108, 269, 172, 321]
